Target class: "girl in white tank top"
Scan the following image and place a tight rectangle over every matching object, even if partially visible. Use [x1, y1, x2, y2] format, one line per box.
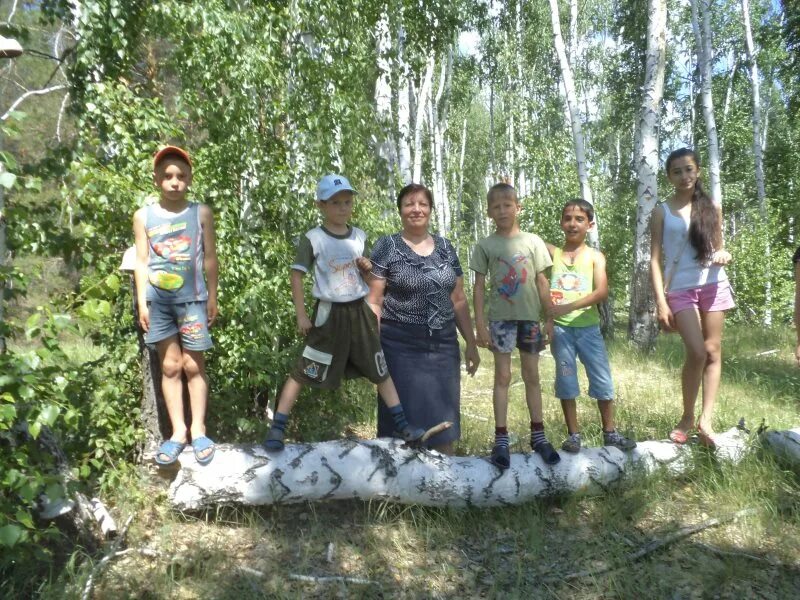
[649, 148, 734, 450]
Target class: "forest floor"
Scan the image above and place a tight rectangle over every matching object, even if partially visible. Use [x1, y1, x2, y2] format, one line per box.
[28, 318, 800, 599]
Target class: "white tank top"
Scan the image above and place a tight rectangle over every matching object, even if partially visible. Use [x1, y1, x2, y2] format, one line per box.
[661, 202, 726, 292]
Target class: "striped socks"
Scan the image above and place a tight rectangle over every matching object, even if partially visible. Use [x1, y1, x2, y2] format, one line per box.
[531, 421, 546, 447]
[494, 426, 510, 450]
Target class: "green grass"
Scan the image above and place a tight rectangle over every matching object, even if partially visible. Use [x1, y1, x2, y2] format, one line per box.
[29, 323, 800, 598]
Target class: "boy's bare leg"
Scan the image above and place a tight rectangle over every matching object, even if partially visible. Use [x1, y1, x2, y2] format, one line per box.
[492, 352, 513, 427]
[183, 349, 212, 460]
[377, 378, 400, 407]
[519, 351, 542, 422]
[561, 399, 579, 434]
[264, 376, 305, 451]
[275, 376, 303, 415]
[490, 352, 513, 467]
[377, 378, 425, 442]
[520, 350, 559, 462]
[597, 400, 615, 432]
[156, 337, 188, 460]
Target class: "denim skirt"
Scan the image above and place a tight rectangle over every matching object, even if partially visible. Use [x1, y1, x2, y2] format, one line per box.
[377, 319, 461, 447]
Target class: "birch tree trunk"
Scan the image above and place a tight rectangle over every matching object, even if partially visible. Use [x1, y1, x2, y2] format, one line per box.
[741, 0, 771, 325]
[396, 26, 412, 183]
[168, 427, 753, 510]
[412, 55, 435, 183]
[628, 0, 667, 350]
[375, 9, 397, 199]
[548, 0, 596, 246]
[690, 0, 723, 204]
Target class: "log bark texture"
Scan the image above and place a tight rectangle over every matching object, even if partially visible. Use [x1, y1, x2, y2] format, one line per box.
[168, 427, 750, 510]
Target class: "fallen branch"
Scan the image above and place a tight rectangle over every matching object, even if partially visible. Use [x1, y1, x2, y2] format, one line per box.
[81, 515, 134, 600]
[545, 507, 759, 583]
[168, 426, 753, 510]
[237, 565, 375, 586]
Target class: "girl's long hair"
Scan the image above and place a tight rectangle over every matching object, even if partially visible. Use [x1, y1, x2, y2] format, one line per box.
[665, 148, 720, 264]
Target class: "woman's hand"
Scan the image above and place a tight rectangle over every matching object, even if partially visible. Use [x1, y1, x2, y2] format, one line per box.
[464, 342, 480, 376]
[711, 250, 732, 265]
[657, 301, 675, 333]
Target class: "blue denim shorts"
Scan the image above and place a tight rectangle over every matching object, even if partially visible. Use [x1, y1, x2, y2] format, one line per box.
[551, 324, 613, 400]
[145, 301, 213, 351]
[489, 320, 545, 354]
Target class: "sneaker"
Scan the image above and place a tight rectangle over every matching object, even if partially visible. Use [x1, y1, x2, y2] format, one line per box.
[395, 424, 426, 443]
[262, 427, 285, 451]
[603, 430, 636, 451]
[490, 443, 511, 470]
[561, 432, 582, 454]
[532, 440, 561, 465]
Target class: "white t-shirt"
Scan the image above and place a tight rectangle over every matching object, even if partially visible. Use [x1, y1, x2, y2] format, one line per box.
[292, 226, 369, 302]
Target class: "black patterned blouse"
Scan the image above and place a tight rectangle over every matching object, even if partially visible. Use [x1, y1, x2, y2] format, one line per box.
[370, 233, 463, 330]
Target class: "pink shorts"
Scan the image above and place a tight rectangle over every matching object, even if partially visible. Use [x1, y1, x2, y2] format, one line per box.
[666, 280, 735, 315]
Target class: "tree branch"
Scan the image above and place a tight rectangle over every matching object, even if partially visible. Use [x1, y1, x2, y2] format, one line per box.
[1, 84, 67, 121]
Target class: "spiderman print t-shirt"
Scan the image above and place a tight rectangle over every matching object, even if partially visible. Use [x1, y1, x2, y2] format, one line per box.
[469, 232, 552, 322]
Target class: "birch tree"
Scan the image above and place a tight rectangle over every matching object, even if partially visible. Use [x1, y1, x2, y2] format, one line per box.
[741, 0, 770, 323]
[547, 0, 596, 246]
[629, 0, 667, 350]
[690, 0, 723, 204]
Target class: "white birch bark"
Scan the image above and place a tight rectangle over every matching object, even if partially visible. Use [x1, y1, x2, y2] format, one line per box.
[741, 0, 766, 209]
[569, 0, 578, 67]
[375, 9, 397, 196]
[722, 53, 738, 127]
[396, 26, 412, 183]
[628, 0, 667, 350]
[741, 0, 771, 325]
[690, 0, 723, 204]
[548, 0, 596, 246]
[412, 55, 435, 183]
[168, 428, 753, 510]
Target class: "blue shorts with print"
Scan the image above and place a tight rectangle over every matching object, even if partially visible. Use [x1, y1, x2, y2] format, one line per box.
[489, 320, 545, 354]
[551, 324, 613, 400]
[145, 300, 213, 351]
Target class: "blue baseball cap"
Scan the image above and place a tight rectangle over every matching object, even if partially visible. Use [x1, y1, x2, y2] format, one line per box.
[316, 174, 357, 201]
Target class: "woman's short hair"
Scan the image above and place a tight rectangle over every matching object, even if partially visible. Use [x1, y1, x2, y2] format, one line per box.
[396, 183, 434, 212]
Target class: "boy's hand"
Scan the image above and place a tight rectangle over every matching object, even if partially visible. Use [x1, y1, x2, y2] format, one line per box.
[795, 343, 800, 367]
[476, 323, 491, 349]
[355, 256, 372, 273]
[207, 297, 219, 327]
[138, 304, 150, 332]
[297, 314, 313, 336]
[549, 303, 572, 319]
[544, 318, 554, 346]
[464, 342, 480, 376]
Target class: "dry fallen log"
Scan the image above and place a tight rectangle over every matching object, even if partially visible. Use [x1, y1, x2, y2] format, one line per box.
[168, 427, 752, 510]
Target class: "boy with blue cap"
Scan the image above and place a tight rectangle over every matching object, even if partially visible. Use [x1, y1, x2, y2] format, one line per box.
[263, 174, 425, 450]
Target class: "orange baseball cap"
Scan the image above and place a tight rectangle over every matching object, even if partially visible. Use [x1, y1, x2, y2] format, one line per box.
[153, 145, 192, 169]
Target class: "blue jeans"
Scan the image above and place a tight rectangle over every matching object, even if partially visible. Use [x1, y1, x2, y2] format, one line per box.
[552, 324, 613, 400]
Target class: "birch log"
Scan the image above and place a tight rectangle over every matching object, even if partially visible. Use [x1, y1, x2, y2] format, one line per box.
[168, 427, 751, 510]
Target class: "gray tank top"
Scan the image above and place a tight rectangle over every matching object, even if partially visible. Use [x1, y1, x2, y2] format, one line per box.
[661, 202, 726, 292]
[145, 202, 208, 303]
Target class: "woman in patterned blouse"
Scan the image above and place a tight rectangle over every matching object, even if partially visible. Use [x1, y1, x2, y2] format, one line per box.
[367, 184, 480, 454]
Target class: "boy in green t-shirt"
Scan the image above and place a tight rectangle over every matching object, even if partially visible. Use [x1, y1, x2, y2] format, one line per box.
[546, 199, 635, 453]
[470, 183, 560, 470]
